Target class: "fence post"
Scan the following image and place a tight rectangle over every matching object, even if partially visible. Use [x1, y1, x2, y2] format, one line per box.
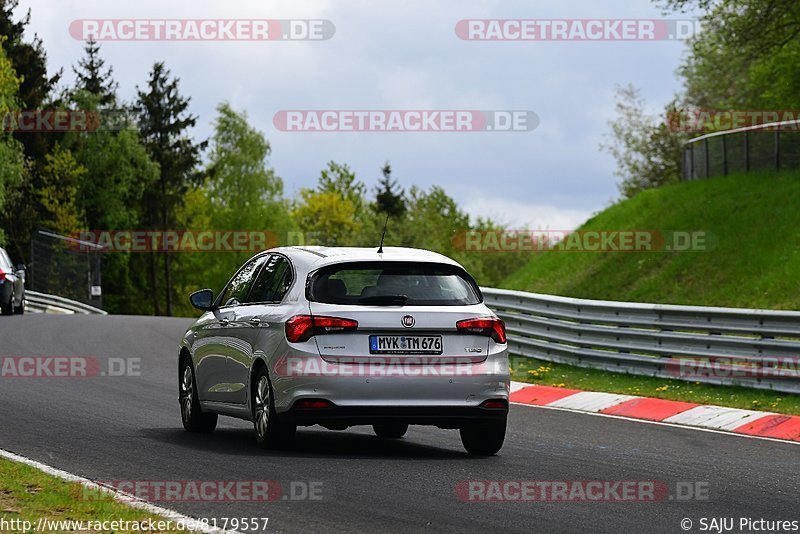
[29, 238, 34, 290]
[775, 128, 781, 171]
[744, 130, 749, 172]
[703, 138, 709, 178]
[722, 135, 727, 176]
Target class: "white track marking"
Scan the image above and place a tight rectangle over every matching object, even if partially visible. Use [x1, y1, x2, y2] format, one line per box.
[663, 405, 775, 431]
[0, 448, 244, 534]
[546, 391, 637, 412]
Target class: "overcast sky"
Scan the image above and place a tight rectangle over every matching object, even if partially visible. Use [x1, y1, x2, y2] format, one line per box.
[20, 0, 695, 230]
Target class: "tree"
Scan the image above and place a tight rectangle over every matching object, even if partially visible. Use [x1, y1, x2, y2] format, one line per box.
[0, 0, 60, 160]
[292, 190, 361, 246]
[173, 103, 294, 310]
[292, 162, 373, 246]
[0, 38, 24, 248]
[73, 39, 117, 107]
[600, 85, 685, 198]
[663, 0, 800, 110]
[38, 146, 85, 234]
[206, 103, 283, 211]
[374, 162, 406, 217]
[135, 62, 206, 315]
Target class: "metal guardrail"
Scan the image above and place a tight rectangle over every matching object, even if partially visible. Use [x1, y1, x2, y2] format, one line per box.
[482, 287, 800, 394]
[682, 118, 800, 180]
[25, 290, 107, 315]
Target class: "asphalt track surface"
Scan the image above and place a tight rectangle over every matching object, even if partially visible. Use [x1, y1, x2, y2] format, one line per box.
[0, 314, 798, 533]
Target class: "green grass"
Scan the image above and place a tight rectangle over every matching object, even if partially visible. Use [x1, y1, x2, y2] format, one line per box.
[503, 170, 800, 309]
[500, 171, 800, 409]
[510, 355, 800, 415]
[0, 457, 185, 532]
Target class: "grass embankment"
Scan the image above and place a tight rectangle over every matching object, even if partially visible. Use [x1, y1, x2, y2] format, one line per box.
[0, 457, 185, 533]
[504, 171, 800, 309]
[502, 171, 800, 413]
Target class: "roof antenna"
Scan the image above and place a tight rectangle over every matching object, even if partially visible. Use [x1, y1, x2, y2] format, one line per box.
[377, 214, 389, 253]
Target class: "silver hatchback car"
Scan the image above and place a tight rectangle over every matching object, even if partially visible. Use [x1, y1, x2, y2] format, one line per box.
[179, 247, 510, 454]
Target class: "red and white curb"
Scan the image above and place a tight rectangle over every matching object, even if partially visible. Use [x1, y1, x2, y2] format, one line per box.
[510, 382, 800, 443]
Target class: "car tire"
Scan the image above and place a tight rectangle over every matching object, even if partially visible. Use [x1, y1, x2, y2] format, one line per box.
[14, 298, 24, 315]
[179, 357, 218, 433]
[1, 289, 13, 316]
[460, 419, 506, 455]
[252, 366, 296, 449]
[373, 423, 408, 439]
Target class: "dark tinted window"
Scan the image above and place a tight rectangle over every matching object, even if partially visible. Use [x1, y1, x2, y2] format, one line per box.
[218, 256, 264, 307]
[308, 261, 482, 306]
[247, 255, 292, 303]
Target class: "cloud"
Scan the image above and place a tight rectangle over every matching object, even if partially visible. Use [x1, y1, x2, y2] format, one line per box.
[462, 196, 595, 231]
[20, 0, 691, 221]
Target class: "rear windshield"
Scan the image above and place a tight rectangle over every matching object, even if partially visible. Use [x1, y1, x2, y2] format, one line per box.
[307, 261, 482, 306]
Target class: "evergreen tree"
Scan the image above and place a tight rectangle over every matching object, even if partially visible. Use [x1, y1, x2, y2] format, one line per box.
[135, 62, 206, 316]
[374, 162, 406, 217]
[73, 39, 117, 107]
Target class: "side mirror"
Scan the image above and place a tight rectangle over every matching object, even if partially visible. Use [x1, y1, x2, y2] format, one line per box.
[189, 289, 216, 311]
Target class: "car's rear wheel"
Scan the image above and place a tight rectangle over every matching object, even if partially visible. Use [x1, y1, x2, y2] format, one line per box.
[179, 358, 217, 433]
[14, 297, 24, 315]
[460, 419, 506, 455]
[373, 423, 408, 439]
[1, 289, 13, 316]
[252, 366, 296, 449]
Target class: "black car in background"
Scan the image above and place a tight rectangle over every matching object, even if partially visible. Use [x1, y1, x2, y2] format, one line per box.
[0, 247, 25, 315]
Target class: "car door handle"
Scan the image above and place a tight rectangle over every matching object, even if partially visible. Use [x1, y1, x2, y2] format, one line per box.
[219, 318, 230, 326]
[249, 318, 264, 326]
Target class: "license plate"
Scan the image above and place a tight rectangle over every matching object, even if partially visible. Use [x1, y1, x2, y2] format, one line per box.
[369, 335, 443, 355]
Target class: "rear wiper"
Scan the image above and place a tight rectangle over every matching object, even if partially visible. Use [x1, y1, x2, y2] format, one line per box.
[357, 294, 408, 305]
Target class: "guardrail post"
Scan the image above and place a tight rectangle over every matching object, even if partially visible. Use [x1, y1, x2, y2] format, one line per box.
[775, 128, 781, 171]
[688, 144, 694, 180]
[703, 138, 709, 178]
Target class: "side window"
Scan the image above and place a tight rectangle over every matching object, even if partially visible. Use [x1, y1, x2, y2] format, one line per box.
[218, 256, 264, 307]
[247, 255, 292, 303]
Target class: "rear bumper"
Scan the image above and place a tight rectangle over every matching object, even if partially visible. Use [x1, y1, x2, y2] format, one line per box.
[280, 403, 508, 428]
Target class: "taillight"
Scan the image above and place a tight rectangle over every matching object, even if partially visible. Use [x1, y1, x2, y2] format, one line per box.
[480, 399, 508, 409]
[0, 270, 5, 281]
[456, 317, 506, 344]
[285, 315, 358, 343]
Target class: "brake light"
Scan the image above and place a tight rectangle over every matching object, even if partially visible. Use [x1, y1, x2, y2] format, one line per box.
[0, 270, 5, 281]
[480, 399, 508, 409]
[285, 315, 358, 343]
[456, 317, 507, 344]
